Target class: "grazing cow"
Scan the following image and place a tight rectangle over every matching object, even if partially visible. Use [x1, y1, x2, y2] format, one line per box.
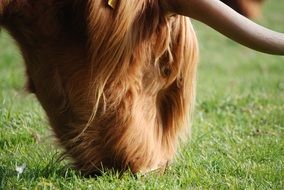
[221, 0, 265, 18]
[0, 0, 283, 175]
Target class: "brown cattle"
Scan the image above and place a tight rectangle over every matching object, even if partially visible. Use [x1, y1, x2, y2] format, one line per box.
[0, 0, 283, 175]
[221, 0, 265, 18]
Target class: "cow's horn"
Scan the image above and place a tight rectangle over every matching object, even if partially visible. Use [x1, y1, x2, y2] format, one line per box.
[162, 0, 284, 55]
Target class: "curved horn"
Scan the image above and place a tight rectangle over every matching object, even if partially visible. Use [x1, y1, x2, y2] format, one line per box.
[162, 0, 284, 55]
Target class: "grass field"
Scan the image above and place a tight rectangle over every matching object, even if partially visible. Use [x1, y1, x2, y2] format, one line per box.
[0, 1, 284, 189]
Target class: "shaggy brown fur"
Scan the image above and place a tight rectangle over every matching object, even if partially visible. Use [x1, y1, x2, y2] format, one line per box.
[221, 0, 265, 18]
[0, 1, 198, 174]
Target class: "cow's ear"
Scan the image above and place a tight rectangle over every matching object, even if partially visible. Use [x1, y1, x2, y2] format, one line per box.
[161, 0, 284, 55]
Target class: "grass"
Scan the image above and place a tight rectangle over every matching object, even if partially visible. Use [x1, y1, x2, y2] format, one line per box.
[0, 1, 284, 189]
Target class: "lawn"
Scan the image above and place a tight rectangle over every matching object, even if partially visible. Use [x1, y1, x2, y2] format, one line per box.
[0, 1, 284, 189]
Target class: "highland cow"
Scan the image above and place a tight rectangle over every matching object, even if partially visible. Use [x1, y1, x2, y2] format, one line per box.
[221, 0, 265, 18]
[0, 0, 283, 175]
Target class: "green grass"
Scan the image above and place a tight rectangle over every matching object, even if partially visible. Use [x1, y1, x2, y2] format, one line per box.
[1, 1, 284, 189]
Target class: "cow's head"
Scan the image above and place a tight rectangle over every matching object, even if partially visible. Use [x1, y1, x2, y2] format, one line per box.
[0, 0, 283, 175]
